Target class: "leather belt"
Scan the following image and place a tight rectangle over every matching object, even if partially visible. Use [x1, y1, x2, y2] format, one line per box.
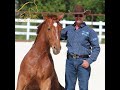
[67, 53, 89, 59]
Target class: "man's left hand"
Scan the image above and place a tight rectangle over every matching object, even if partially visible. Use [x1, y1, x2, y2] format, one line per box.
[81, 60, 89, 68]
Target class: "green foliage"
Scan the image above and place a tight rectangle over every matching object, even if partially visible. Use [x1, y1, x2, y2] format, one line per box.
[16, 0, 105, 21]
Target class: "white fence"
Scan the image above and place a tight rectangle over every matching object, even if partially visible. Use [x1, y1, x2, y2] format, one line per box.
[15, 18, 105, 43]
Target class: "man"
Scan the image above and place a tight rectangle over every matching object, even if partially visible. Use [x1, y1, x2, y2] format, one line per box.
[61, 5, 100, 90]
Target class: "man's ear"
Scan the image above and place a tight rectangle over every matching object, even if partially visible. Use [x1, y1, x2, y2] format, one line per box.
[57, 13, 64, 21]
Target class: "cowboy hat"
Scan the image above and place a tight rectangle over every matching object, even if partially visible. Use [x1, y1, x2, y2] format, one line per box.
[73, 5, 91, 15]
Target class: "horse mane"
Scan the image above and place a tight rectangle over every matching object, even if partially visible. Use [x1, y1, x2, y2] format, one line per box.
[36, 21, 46, 34]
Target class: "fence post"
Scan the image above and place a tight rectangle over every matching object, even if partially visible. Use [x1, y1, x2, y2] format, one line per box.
[99, 21, 103, 43]
[62, 20, 66, 28]
[26, 18, 30, 40]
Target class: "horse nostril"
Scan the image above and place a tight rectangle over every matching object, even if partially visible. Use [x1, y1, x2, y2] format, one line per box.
[52, 46, 56, 50]
[52, 45, 61, 51]
[53, 46, 56, 49]
[54, 46, 61, 50]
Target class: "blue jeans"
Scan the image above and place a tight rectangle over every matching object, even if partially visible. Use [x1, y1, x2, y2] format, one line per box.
[65, 57, 91, 90]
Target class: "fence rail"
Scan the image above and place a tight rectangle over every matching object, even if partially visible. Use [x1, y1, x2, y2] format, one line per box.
[15, 18, 105, 43]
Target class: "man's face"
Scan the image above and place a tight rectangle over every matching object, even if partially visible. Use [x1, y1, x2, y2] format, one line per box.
[74, 14, 85, 24]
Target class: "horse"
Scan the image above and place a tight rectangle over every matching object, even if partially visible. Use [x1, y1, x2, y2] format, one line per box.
[16, 13, 64, 90]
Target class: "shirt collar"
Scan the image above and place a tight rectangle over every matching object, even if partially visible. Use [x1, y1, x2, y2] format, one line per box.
[72, 22, 86, 28]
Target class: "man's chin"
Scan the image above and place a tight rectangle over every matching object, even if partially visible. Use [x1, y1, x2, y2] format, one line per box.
[76, 21, 82, 24]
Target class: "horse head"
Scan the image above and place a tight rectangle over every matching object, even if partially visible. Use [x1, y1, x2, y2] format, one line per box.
[42, 13, 64, 55]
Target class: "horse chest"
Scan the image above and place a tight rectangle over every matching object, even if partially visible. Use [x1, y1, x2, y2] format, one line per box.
[37, 57, 54, 75]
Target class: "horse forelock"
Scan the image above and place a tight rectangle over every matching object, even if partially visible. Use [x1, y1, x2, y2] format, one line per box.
[47, 14, 57, 19]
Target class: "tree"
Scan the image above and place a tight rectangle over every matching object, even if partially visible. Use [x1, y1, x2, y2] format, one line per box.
[16, 0, 105, 21]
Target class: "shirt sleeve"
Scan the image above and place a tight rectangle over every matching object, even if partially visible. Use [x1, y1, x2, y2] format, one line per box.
[87, 29, 100, 64]
[60, 27, 68, 40]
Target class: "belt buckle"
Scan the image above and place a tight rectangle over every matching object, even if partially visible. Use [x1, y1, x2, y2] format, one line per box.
[73, 54, 77, 59]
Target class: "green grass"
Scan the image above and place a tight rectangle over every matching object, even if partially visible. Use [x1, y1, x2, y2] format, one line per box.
[15, 28, 27, 32]
[15, 35, 36, 41]
[101, 38, 105, 44]
[29, 36, 36, 40]
[15, 35, 26, 40]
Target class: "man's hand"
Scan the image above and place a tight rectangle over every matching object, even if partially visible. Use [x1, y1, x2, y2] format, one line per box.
[81, 60, 89, 68]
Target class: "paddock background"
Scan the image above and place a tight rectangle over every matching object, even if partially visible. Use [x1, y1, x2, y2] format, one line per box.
[15, 41, 105, 90]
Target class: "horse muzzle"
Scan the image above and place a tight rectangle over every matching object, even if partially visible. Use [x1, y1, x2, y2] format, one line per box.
[52, 46, 61, 55]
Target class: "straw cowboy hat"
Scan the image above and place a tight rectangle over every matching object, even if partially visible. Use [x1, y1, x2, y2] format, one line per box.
[73, 5, 91, 15]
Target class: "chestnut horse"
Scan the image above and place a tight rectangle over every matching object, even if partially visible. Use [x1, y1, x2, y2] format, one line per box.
[16, 14, 64, 90]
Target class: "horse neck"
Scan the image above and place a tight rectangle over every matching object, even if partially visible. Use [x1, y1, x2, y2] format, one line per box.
[32, 24, 50, 54]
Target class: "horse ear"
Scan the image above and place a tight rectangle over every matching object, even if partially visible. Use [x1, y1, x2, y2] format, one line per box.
[57, 13, 64, 21]
[42, 12, 48, 20]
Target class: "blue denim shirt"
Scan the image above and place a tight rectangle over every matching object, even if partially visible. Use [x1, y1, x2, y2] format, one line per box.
[61, 22, 100, 64]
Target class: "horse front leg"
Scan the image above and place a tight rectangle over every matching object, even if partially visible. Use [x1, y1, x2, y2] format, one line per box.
[16, 73, 31, 90]
[38, 78, 51, 90]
